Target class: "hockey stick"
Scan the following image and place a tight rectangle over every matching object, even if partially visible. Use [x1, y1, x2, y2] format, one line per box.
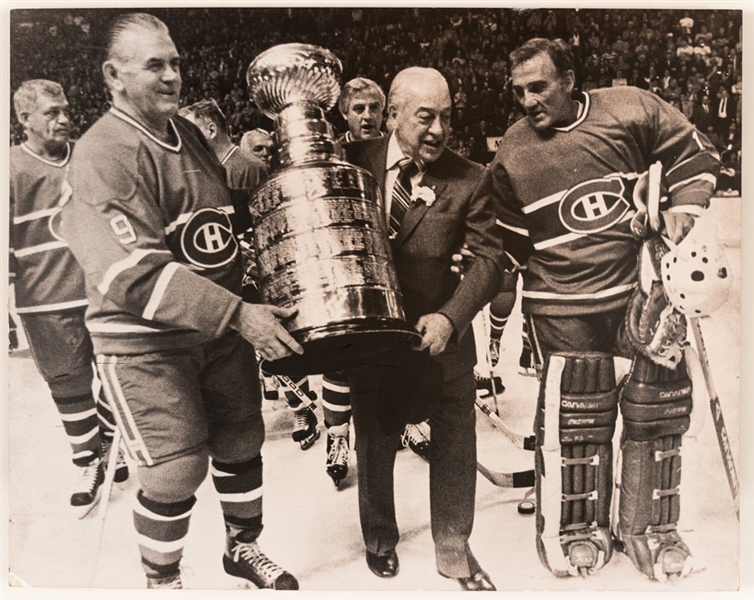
[476, 461, 535, 489]
[475, 395, 536, 451]
[274, 373, 317, 409]
[689, 317, 740, 520]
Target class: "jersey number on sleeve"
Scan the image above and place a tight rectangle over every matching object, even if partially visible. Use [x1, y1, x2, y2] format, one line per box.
[110, 214, 137, 245]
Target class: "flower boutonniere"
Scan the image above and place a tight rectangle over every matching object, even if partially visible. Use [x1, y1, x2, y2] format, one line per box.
[411, 185, 436, 207]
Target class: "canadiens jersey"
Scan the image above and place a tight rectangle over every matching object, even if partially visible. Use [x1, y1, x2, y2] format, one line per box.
[61, 108, 249, 355]
[9, 142, 88, 314]
[220, 145, 267, 190]
[479, 86, 720, 316]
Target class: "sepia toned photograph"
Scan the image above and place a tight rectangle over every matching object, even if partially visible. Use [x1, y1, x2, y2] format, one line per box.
[2, 2, 748, 597]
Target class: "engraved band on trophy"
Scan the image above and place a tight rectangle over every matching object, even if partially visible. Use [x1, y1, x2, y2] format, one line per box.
[246, 43, 417, 375]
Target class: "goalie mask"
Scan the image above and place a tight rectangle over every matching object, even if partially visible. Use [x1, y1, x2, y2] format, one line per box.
[660, 218, 732, 317]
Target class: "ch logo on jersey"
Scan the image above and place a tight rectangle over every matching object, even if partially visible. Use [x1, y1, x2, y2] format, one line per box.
[48, 207, 65, 242]
[558, 177, 630, 234]
[180, 208, 237, 268]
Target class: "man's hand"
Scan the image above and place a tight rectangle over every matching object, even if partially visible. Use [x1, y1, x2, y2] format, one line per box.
[415, 313, 455, 357]
[450, 244, 476, 278]
[662, 211, 696, 244]
[230, 303, 303, 361]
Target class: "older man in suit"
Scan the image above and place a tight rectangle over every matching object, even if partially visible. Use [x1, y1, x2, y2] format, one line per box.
[343, 67, 503, 591]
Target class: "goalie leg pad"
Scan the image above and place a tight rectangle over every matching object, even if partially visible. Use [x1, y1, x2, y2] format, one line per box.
[535, 352, 619, 577]
[617, 354, 693, 582]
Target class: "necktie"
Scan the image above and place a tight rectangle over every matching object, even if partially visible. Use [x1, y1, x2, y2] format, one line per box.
[389, 158, 419, 237]
[719, 97, 727, 118]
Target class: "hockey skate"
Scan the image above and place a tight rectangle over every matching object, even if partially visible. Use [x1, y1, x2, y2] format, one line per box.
[223, 535, 299, 590]
[474, 371, 505, 402]
[71, 459, 104, 518]
[292, 406, 320, 450]
[146, 571, 182, 589]
[401, 422, 431, 462]
[326, 429, 350, 488]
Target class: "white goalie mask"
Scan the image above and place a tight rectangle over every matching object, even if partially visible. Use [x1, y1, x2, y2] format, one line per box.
[660, 216, 732, 317]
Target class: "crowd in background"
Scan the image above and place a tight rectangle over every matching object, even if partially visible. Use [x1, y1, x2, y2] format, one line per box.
[9, 7, 743, 191]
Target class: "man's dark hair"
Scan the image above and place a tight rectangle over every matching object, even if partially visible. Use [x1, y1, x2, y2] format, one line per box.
[510, 38, 574, 78]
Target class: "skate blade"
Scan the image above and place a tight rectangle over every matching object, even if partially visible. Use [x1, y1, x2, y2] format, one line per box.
[299, 429, 320, 450]
[74, 490, 103, 520]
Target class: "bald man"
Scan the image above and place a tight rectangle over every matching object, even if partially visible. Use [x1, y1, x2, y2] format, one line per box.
[343, 67, 503, 590]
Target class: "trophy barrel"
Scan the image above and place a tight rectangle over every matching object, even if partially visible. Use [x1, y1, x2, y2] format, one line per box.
[251, 162, 418, 375]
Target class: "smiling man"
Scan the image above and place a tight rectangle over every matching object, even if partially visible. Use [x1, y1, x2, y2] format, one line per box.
[60, 13, 300, 590]
[474, 37, 721, 582]
[343, 67, 503, 591]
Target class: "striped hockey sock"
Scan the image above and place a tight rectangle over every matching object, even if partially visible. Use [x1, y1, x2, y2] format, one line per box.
[212, 456, 264, 541]
[321, 372, 351, 430]
[133, 490, 195, 579]
[488, 310, 509, 343]
[52, 393, 102, 467]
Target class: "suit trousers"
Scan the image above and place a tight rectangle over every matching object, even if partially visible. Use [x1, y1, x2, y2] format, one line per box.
[349, 365, 480, 578]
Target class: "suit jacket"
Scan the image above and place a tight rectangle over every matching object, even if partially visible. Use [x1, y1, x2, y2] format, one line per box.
[345, 135, 504, 380]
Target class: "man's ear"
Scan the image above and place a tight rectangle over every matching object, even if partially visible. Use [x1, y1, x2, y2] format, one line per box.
[388, 104, 398, 121]
[207, 123, 217, 140]
[103, 60, 124, 94]
[564, 69, 576, 94]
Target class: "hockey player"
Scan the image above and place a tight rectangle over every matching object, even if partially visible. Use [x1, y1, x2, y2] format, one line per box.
[473, 38, 720, 582]
[337, 77, 386, 143]
[59, 14, 301, 590]
[178, 99, 267, 190]
[9, 79, 128, 517]
[240, 128, 274, 168]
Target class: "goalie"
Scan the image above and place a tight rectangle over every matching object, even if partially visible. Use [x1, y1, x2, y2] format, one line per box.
[472, 38, 728, 582]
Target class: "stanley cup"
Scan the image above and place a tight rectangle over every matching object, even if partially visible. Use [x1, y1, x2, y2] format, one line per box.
[246, 44, 417, 375]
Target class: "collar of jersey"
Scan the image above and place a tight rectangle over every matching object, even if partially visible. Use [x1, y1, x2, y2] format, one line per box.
[552, 91, 590, 133]
[110, 107, 182, 152]
[221, 145, 239, 165]
[20, 141, 70, 167]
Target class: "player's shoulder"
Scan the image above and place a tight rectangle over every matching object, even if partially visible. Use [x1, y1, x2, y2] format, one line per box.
[588, 86, 663, 115]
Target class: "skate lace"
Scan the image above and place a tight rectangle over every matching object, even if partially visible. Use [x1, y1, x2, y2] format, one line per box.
[232, 541, 285, 583]
[293, 408, 312, 431]
[74, 463, 101, 495]
[148, 571, 182, 589]
[327, 436, 348, 465]
[401, 424, 429, 448]
[101, 442, 127, 469]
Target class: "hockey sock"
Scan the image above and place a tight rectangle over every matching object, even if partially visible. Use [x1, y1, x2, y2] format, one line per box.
[322, 372, 351, 430]
[52, 393, 102, 467]
[212, 456, 264, 543]
[134, 489, 195, 578]
[489, 310, 508, 344]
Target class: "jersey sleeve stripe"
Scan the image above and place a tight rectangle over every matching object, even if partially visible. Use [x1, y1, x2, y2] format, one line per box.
[15, 299, 88, 314]
[668, 173, 717, 193]
[142, 262, 182, 321]
[13, 208, 60, 224]
[522, 189, 565, 214]
[87, 322, 166, 334]
[97, 249, 172, 296]
[164, 213, 192, 235]
[14, 241, 68, 257]
[496, 219, 530, 237]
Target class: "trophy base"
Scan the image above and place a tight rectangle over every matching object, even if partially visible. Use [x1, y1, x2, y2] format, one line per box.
[261, 320, 421, 376]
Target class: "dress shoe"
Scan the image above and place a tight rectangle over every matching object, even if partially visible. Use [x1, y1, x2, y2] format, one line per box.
[366, 549, 399, 578]
[455, 569, 496, 591]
